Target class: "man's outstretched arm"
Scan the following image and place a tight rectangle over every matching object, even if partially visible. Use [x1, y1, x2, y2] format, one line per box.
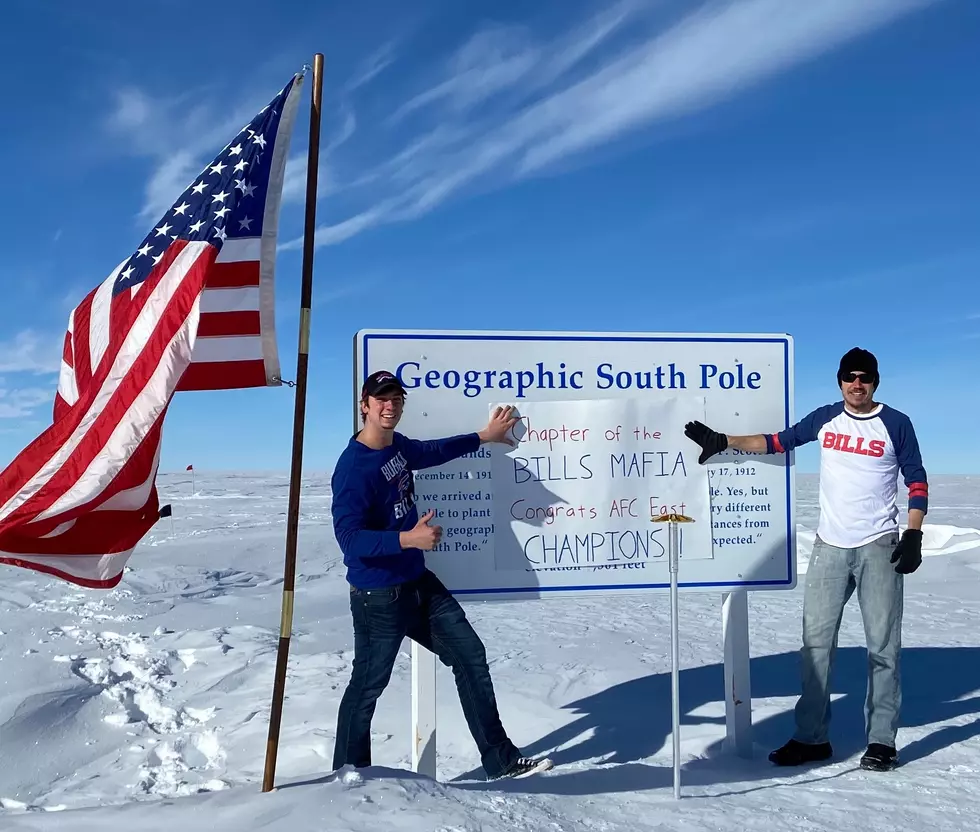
[726, 434, 769, 453]
[405, 405, 520, 469]
[684, 404, 840, 464]
[683, 421, 767, 463]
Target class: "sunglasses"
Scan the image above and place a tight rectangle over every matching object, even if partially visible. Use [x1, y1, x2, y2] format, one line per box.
[841, 372, 872, 383]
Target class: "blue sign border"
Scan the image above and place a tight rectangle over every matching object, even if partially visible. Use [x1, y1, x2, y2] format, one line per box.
[360, 331, 795, 594]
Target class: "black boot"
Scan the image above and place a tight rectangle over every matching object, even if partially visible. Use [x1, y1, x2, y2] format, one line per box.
[768, 739, 833, 766]
[860, 743, 898, 771]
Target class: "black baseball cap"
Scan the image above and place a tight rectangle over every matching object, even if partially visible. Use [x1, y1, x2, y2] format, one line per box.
[361, 369, 407, 398]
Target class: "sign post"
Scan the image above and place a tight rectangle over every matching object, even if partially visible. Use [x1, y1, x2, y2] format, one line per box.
[352, 329, 796, 782]
[411, 642, 437, 778]
[723, 589, 752, 756]
[651, 512, 694, 799]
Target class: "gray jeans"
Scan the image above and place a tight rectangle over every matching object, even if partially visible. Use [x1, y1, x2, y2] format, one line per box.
[793, 531, 904, 748]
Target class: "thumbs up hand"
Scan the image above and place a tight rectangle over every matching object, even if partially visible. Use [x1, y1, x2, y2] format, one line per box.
[399, 509, 443, 551]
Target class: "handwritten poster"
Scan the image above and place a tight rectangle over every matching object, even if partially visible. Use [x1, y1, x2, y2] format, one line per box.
[488, 397, 713, 574]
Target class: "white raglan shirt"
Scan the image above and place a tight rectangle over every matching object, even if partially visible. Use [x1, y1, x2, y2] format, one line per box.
[767, 402, 929, 549]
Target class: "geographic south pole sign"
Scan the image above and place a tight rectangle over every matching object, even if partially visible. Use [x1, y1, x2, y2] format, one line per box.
[352, 330, 796, 777]
[355, 329, 796, 596]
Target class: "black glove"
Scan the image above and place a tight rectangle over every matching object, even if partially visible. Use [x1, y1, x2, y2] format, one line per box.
[684, 420, 728, 464]
[890, 529, 923, 574]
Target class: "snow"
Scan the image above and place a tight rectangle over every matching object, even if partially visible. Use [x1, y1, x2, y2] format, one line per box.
[2, 471, 979, 831]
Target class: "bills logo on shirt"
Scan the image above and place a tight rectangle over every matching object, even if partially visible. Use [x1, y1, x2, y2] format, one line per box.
[822, 431, 886, 458]
[381, 452, 408, 482]
[393, 469, 416, 519]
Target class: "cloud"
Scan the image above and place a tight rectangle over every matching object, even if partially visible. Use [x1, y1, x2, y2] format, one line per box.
[0, 421, 47, 435]
[0, 386, 54, 420]
[314, 273, 387, 307]
[717, 247, 976, 306]
[280, 113, 352, 204]
[293, 0, 939, 248]
[388, 24, 541, 122]
[105, 83, 273, 223]
[104, 68, 346, 225]
[282, 154, 331, 206]
[344, 42, 399, 93]
[0, 330, 63, 375]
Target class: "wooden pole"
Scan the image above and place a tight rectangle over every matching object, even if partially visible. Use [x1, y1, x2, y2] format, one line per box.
[262, 52, 324, 793]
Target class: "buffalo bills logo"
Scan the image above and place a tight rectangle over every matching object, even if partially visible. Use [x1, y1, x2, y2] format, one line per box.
[393, 470, 417, 519]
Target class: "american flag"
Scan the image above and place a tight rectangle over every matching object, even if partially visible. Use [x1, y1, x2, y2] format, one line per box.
[0, 70, 306, 588]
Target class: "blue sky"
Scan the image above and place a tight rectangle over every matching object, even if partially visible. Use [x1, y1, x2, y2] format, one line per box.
[0, 0, 977, 476]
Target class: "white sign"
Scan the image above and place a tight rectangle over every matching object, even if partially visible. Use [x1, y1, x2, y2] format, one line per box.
[354, 329, 796, 599]
[490, 397, 712, 575]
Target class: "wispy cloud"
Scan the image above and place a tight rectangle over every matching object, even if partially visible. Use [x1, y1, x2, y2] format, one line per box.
[105, 84, 274, 223]
[718, 247, 977, 306]
[293, 0, 939, 249]
[282, 154, 332, 206]
[0, 420, 48, 438]
[279, 112, 353, 205]
[313, 273, 387, 308]
[0, 385, 54, 419]
[0, 330, 63, 375]
[103, 68, 350, 224]
[344, 42, 399, 93]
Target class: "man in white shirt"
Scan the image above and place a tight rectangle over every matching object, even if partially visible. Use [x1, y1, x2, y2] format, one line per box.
[684, 347, 927, 772]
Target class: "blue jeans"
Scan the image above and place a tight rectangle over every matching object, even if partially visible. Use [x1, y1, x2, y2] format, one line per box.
[332, 569, 521, 778]
[793, 531, 904, 748]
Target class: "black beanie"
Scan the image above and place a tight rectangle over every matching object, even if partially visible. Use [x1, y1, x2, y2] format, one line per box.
[837, 347, 879, 387]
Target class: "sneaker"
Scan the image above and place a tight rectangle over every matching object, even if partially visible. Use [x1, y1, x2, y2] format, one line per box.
[768, 739, 833, 766]
[494, 756, 554, 780]
[860, 743, 898, 771]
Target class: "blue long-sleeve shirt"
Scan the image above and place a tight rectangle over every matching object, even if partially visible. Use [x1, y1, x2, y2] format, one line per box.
[330, 431, 481, 588]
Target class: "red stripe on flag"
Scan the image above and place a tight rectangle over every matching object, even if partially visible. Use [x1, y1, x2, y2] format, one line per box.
[53, 394, 69, 422]
[72, 290, 95, 392]
[15, 275, 202, 525]
[197, 311, 261, 337]
[205, 260, 259, 289]
[0, 441, 160, 548]
[177, 360, 269, 390]
[62, 330, 73, 368]
[0, 241, 207, 529]
[0, 554, 126, 589]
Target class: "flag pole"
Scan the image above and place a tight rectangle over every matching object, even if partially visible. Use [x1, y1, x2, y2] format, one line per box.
[262, 51, 324, 794]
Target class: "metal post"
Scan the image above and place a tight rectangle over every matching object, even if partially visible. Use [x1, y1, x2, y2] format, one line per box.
[669, 520, 681, 800]
[652, 512, 693, 801]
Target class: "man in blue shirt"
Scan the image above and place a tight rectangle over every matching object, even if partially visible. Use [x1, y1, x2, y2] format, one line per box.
[330, 369, 553, 781]
[684, 348, 927, 772]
